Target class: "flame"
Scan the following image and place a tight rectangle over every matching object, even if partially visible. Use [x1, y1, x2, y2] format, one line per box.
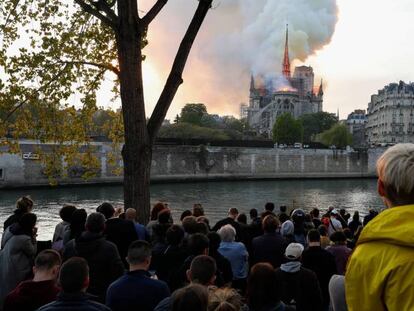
[277, 86, 296, 92]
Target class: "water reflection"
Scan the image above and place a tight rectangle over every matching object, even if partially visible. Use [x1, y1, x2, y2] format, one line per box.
[0, 179, 383, 240]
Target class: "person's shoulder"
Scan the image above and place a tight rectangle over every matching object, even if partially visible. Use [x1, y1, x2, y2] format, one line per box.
[300, 266, 318, 278]
[154, 296, 172, 311]
[85, 299, 112, 311]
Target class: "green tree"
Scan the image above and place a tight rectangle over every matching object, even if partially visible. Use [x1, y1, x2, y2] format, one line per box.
[179, 103, 208, 125]
[272, 113, 303, 144]
[318, 123, 352, 148]
[299, 112, 338, 143]
[0, 0, 213, 223]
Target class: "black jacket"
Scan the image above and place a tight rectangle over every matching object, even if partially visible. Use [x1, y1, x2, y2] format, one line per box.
[104, 218, 138, 266]
[151, 244, 188, 289]
[209, 249, 233, 286]
[63, 232, 125, 302]
[251, 233, 287, 268]
[37, 292, 110, 311]
[275, 266, 323, 311]
[302, 246, 337, 308]
[3, 209, 26, 231]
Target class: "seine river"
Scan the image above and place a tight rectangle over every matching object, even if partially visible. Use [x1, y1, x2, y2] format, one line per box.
[0, 179, 383, 240]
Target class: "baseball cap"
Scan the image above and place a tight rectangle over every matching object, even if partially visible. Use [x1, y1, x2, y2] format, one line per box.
[285, 243, 304, 260]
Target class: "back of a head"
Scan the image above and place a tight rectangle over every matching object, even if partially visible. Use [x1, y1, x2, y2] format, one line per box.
[228, 208, 239, 217]
[236, 213, 247, 225]
[330, 231, 347, 244]
[158, 208, 171, 224]
[188, 233, 209, 255]
[265, 202, 275, 212]
[311, 208, 320, 218]
[352, 211, 360, 222]
[180, 210, 192, 221]
[86, 212, 105, 234]
[59, 205, 77, 222]
[35, 249, 62, 271]
[59, 257, 89, 293]
[97, 202, 115, 220]
[193, 204, 205, 217]
[189, 255, 217, 285]
[125, 208, 137, 221]
[262, 215, 279, 233]
[247, 263, 280, 310]
[166, 225, 185, 246]
[318, 224, 328, 236]
[182, 216, 198, 234]
[307, 229, 321, 243]
[377, 143, 414, 205]
[172, 284, 209, 311]
[207, 232, 221, 252]
[16, 196, 34, 213]
[249, 208, 258, 219]
[127, 240, 152, 265]
[218, 224, 236, 243]
[151, 202, 166, 221]
[208, 287, 242, 311]
[279, 205, 287, 213]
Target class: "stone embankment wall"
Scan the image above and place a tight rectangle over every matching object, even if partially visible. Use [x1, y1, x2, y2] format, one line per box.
[0, 142, 383, 188]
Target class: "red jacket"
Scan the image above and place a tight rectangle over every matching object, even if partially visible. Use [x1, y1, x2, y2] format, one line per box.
[4, 279, 60, 311]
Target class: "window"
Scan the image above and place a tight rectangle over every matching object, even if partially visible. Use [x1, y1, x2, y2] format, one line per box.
[0, 168, 3, 180]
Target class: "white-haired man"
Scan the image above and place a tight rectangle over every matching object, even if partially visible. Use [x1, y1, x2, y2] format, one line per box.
[346, 144, 414, 311]
[217, 224, 248, 292]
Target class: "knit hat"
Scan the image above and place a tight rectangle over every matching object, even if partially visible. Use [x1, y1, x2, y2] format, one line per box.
[281, 220, 294, 236]
[285, 243, 304, 260]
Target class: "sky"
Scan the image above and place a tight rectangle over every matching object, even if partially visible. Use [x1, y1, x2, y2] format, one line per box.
[117, 0, 414, 121]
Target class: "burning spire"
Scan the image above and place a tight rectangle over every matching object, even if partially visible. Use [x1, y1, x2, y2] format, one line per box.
[250, 74, 255, 92]
[318, 79, 324, 97]
[282, 24, 291, 79]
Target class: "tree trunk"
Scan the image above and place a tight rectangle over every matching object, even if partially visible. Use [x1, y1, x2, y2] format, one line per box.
[116, 1, 151, 224]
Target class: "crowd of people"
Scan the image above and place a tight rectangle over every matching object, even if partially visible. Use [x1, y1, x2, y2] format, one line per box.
[0, 143, 413, 311]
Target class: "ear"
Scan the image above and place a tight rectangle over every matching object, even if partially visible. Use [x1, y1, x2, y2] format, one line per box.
[82, 277, 90, 290]
[52, 265, 60, 277]
[209, 275, 216, 285]
[186, 270, 192, 282]
[33, 266, 37, 275]
[377, 178, 386, 197]
[203, 248, 209, 256]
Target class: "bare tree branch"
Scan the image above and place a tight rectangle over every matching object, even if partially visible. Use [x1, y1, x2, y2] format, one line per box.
[74, 0, 116, 29]
[58, 60, 120, 76]
[147, 0, 213, 141]
[92, 0, 119, 25]
[141, 0, 168, 26]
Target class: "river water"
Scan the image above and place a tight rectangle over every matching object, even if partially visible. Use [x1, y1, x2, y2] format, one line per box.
[0, 179, 383, 240]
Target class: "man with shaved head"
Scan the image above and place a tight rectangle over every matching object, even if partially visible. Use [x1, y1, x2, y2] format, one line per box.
[346, 144, 414, 311]
[125, 208, 150, 241]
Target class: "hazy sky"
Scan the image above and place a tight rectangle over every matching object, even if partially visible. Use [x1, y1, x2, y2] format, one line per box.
[103, 0, 414, 120]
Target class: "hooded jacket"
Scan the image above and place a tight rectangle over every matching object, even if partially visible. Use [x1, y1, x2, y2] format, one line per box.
[345, 204, 414, 311]
[0, 224, 36, 309]
[63, 232, 125, 302]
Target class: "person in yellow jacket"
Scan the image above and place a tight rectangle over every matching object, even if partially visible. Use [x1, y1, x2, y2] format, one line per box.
[346, 143, 414, 311]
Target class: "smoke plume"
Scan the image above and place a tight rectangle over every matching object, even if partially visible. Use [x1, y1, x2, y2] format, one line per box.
[140, 0, 339, 117]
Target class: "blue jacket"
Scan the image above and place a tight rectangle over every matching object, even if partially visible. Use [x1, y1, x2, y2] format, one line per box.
[106, 270, 170, 311]
[218, 241, 249, 279]
[36, 292, 110, 311]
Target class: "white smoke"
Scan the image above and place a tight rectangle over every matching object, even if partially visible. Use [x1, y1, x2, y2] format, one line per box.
[141, 0, 338, 115]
